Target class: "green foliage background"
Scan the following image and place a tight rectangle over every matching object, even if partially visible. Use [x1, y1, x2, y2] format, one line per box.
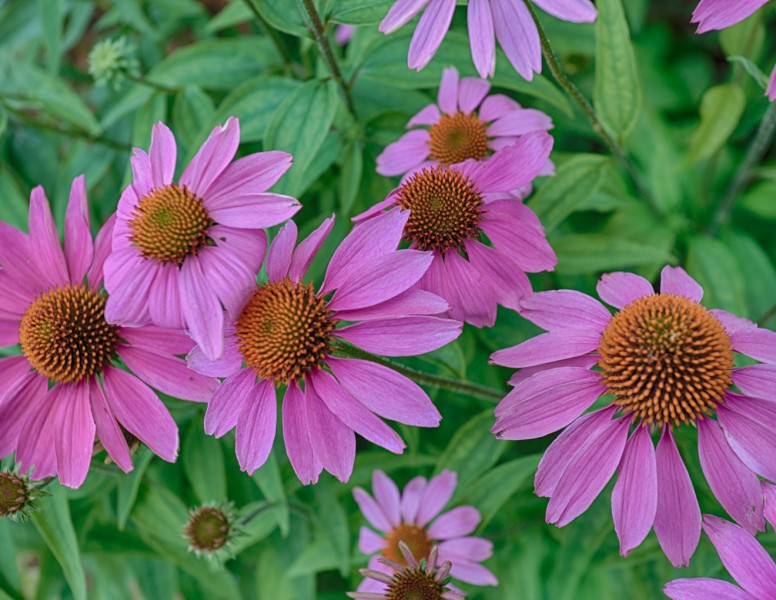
[1, 0, 775, 598]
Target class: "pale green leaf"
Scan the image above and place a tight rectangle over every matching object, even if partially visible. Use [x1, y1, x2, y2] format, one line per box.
[687, 236, 747, 315]
[688, 83, 745, 163]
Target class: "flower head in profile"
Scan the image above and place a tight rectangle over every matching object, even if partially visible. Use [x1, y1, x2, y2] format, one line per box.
[380, 0, 596, 79]
[349, 542, 464, 600]
[188, 212, 461, 484]
[491, 265, 776, 567]
[0, 177, 216, 488]
[378, 67, 553, 181]
[359, 132, 556, 327]
[0, 470, 47, 521]
[105, 117, 301, 360]
[664, 515, 776, 599]
[353, 470, 497, 595]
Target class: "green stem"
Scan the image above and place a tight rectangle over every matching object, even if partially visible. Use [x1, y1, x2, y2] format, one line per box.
[298, 0, 356, 116]
[335, 342, 504, 403]
[526, 1, 661, 216]
[242, 0, 296, 76]
[125, 74, 179, 94]
[709, 101, 776, 235]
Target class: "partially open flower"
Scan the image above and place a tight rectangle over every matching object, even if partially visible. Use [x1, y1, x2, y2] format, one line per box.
[184, 502, 238, 560]
[0, 470, 48, 521]
[348, 542, 463, 600]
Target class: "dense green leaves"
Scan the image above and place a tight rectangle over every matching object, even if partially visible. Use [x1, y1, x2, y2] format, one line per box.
[688, 83, 746, 163]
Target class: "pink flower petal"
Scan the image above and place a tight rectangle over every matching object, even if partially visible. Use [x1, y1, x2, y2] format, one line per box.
[764, 482, 776, 528]
[416, 470, 456, 526]
[490, 331, 600, 368]
[87, 214, 116, 290]
[712, 309, 757, 335]
[437, 67, 459, 114]
[376, 130, 432, 177]
[16, 385, 58, 479]
[205, 151, 293, 205]
[309, 370, 405, 454]
[187, 334, 243, 378]
[89, 378, 132, 473]
[479, 94, 521, 122]
[267, 220, 298, 282]
[335, 316, 461, 357]
[730, 327, 776, 364]
[359, 526, 385, 554]
[129, 149, 154, 199]
[533, 0, 597, 22]
[596, 271, 654, 309]
[480, 204, 557, 273]
[401, 476, 427, 525]
[103, 248, 156, 326]
[767, 64, 776, 102]
[282, 382, 322, 485]
[102, 366, 178, 462]
[545, 416, 629, 526]
[207, 192, 301, 229]
[437, 537, 493, 562]
[612, 426, 657, 556]
[507, 354, 598, 387]
[408, 104, 441, 128]
[433, 250, 496, 327]
[119, 345, 218, 403]
[660, 266, 704, 301]
[448, 561, 499, 586]
[64, 176, 93, 284]
[487, 109, 553, 137]
[702, 514, 776, 598]
[692, 0, 768, 33]
[304, 381, 355, 483]
[379, 0, 431, 34]
[468, 132, 553, 192]
[717, 401, 776, 482]
[518, 290, 611, 334]
[407, 0, 456, 71]
[457, 77, 491, 114]
[181, 117, 241, 197]
[464, 240, 531, 313]
[353, 487, 392, 532]
[55, 382, 96, 489]
[664, 579, 753, 600]
[334, 289, 449, 322]
[121, 325, 194, 356]
[144, 263, 185, 329]
[328, 358, 441, 427]
[29, 186, 69, 287]
[204, 369, 254, 437]
[149, 122, 177, 188]
[491, 0, 541, 81]
[373, 470, 402, 527]
[180, 257, 224, 360]
[467, 0, 496, 78]
[427, 506, 481, 539]
[235, 379, 276, 474]
[289, 216, 335, 282]
[0, 372, 47, 459]
[654, 428, 701, 568]
[698, 418, 765, 534]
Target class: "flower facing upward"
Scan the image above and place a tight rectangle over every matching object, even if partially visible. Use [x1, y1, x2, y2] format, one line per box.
[491, 266, 776, 567]
[360, 132, 556, 327]
[188, 212, 462, 484]
[0, 178, 216, 488]
[354, 470, 496, 595]
[664, 515, 776, 599]
[377, 67, 554, 180]
[379, 0, 596, 79]
[349, 542, 464, 600]
[105, 118, 301, 360]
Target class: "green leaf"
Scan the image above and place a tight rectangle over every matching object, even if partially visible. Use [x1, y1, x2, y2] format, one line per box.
[462, 455, 541, 528]
[330, 0, 393, 24]
[247, 0, 308, 36]
[554, 234, 674, 275]
[727, 232, 776, 322]
[686, 236, 747, 315]
[313, 481, 350, 577]
[252, 451, 289, 536]
[31, 484, 87, 600]
[0, 521, 22, 600]
[688, 83, 745, 163]
[183, 418, 227, 503]
[206, 0, 252, 32]
[528, 155, 611, 232]
[338, 139, 363, 216]
[38, 0, 63, 73]
[435, 410, 506, 500]
[117, 448, 155, 530]
[147, 38, 277, 91]
[256, 547, 295, 599]
[594, 0, 642, 142]
[172, 86, 215, 151]
[264, 79, 338, 196]
[720, 12, 764, 60]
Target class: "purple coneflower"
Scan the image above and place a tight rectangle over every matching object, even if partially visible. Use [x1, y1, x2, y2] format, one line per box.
[380, 0, 596, 79]
[377, 66, 553, 181]
[491, 266, 776, 566]
[359, 132, 556, 327]
[0, 177, 216, 488]
[349, 542, 464, 600]
[188, 212, 461, 484]
[354, 470, 497, 594]
[105, 117, 301, 360]
[664, 515, 776, 599]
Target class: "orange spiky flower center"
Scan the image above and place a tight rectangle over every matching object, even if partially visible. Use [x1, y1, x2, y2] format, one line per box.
[396, 167, 483, 253]
[19, 285, 118, 384]
[235, 278, 336, 384]
[384, 524, 433, 567]
[386, 568, 446, 600]
[598, 294, 734, 427]
[428, 111, 489, 165]
[129, 184, 211, 265]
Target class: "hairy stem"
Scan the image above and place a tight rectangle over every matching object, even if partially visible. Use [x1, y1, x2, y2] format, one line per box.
[709, 101, 776, 234]
[335, 342, 504, 403]
[526, 1, 661, 215]
[299, 0, 356, 115]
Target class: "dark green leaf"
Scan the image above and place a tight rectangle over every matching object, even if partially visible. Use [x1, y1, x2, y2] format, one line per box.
[554, 234, 674, 275]
[688, 83, 745, 163]
[183, 419, 227, 503]
[687, 236, 747, 315]
[252, 451, 289, 535]
[117, 448, 155, 530]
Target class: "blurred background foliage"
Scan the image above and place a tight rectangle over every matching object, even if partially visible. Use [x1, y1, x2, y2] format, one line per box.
[1, 0, 775, 598]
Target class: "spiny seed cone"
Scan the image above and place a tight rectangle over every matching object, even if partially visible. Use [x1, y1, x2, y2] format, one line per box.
[0, 472, 31, 518]
[599, 293, 734, 427]
[428, 111, 489, 165]
[386, 568, 447, 600]
[19, 285, 118, 384]
[184, 506, 233, 554]
[236, 278, 335, 384]
[397, 167, 483, 253]
[384, 524, 432, 567]
[129, 184, 211, 265]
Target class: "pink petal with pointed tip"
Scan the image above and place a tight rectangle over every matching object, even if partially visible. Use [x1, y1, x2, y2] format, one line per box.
[379, 0, 430, 34]
[664, 578, 753, 600]
[730, 328, 776, 364]
[89, 378, 132, 473]
[304, 382, 355, 483]
[407, 0, 456, 71]
[289, 216, 335, 282]
[64, 176, 93, 284]
[373, 471, 402, 527]
[518, 290, 611, 333]
[468, 0, 496, 78]
[149, 122, 177, 188]
[55, 382, 96, 489]
[235, 379, 276, 474]
[490, 332, 600, 368]
[180, 257, 224, 360]
[354, 487, 392, 532]
[596, 271, 654, 309]
[282, 383, 322, 485]
[437, 67, 459, 114]
[334, 289, 449, 322]
[660, 266, 704, 301]
[204, 369, 255, 438]
[29, 186, 69, 287]
[206, 151, 294, 205]
[401, 476, 427, 525]
[457, 77, 491, 114]
[376, 130, 432, 177]
[533, 0, 597, 22]
[491, 0, 541, 80]
[267, 221, 298, 282]
[181, 117, 241, 197]
[416, 470, 456, 526]
[336, 316, 461, 357]
[428, 506, 481, 539]
[207, 193, 301, 229]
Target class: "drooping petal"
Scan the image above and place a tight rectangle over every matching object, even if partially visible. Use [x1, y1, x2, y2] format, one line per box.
[148, 122, 177, 188]
[480, 202, 556, 272]
[546, 416, 629, 526]
[467, 0, 496, 78]
[532, 0, 597, 22]
[0, 373, 48, 458]
[612, 426, 657, 556]
[335, 316, 461, 357]
[282, 382, 322, 485]
[379, 0, 431, 34]
[121, 325, 194, 356]
[416, 470, 456, 527]
[304, 381, 355, 483]
[235, 379, 277, 474]
[691, 0, 768, 33]
[16, 385, 59, 479]
[664, 579, 753, 600]
[103, 248, 156, 326]
[64, 175, 93, 284]
[490, 332, 601, 368]
[717, 401, 776, 482]
[180, 117, 241, 197]
[517, 290, 611, 333]
[55, 382, 96, 489]
[435, 249, 496, 327]
[407, 0, 456, 71]
[204, 369, 254, 438]
[507, 355, 598, 387]
[660, 266, 704, 301]
[180, 257, 224, 360]
[427, 506, 480, 539]
[596, 271, 654, 309]
[89, 378, 132, 473]
[491, 0, 541, 81]
[144, 263, 185, 329]
[702, 514, 776, 598]
[653, 428, 701, 568]
[763, 482, 776, 528]
[102, 366, 178, 462]
[698, 418, 765, 534]
[328, 358, 441, 427]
